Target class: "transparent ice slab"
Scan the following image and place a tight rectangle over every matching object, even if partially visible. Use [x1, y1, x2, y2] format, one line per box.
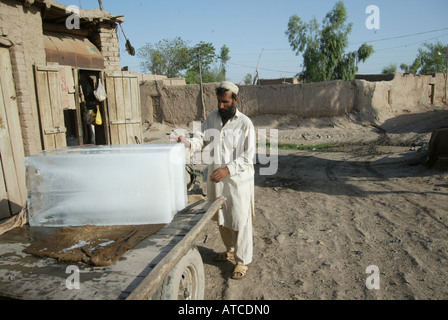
[25, 144, 187, 227]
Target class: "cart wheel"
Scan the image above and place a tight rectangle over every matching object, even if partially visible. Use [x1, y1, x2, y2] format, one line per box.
[158, 246, 205, 300]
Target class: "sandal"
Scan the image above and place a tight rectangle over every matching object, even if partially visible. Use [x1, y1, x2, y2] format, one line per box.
[214, 251, 235, 262]
[231, 265, 248, 280]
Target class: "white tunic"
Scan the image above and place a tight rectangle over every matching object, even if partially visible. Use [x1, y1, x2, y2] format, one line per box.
[189, 109, 256, 231]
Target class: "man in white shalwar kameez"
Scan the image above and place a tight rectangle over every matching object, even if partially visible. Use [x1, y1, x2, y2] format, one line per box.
[178, 81, 255, 280]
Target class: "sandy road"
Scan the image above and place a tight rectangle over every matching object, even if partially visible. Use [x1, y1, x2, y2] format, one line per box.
[143, 106, 448, 300]
[198, 145, 448, 300]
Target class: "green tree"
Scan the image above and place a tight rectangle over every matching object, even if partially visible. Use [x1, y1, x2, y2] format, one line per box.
[382, 64, 397, 74]
[139, 39, 230, 84]
[285, 1, 374, 82]
[217, 45, 230, 80]
[400, 41, 448, 74]
[400, 60, 421, 74]
[185, 44, 231, 84]
[185, 42, 217, 84]
[208, 64, 227, 83]
[243, 73, 253, 85]
[138, 37, 190, 78]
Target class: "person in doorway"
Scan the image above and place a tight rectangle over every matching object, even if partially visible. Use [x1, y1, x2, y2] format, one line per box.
[79, 74, 97, 145]
[177, 81, 256, 280]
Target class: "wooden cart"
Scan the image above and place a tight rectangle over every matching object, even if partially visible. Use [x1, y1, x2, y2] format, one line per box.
[0, 198, 224, 300]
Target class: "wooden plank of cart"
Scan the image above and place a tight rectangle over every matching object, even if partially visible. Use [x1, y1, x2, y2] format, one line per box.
[0, 197, 224, 300]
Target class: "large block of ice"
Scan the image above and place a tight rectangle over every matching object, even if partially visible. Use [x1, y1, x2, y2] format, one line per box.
[25, 144, 188, 227]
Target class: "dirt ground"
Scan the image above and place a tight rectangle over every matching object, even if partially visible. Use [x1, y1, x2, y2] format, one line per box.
[144, 104, 448, 300]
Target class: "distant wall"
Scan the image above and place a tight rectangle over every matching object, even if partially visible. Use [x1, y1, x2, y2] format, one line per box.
[239, 80, 354, 118]
[354, 73, 446, 122]
[257, 77, 300, 85]
[140, 73, 447, 125]
[140, 80, 355, 125]
[139, 77, 187, 125]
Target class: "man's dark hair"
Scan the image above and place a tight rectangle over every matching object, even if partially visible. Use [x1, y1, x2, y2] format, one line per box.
[216, 87, 238, 100]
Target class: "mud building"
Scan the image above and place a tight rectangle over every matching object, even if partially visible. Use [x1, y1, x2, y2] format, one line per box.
[0, 0, 141, 219]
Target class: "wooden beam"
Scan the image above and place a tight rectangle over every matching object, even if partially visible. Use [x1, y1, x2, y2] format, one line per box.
[23, 0, 35, 7]
[126, 197, 225, 300]
[43, 22, 89, 37]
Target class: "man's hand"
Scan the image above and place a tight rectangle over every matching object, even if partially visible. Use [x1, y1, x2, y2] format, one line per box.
[176, 136, 191, 148]
[210, 167, 230, 183]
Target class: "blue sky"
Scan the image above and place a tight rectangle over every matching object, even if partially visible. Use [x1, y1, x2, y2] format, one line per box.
[60, 0, 448, 83]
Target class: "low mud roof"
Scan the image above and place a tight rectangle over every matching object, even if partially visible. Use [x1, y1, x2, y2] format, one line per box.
[23, 0, 124, 24]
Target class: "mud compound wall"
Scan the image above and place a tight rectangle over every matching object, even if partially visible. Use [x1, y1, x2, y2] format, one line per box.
[239, 80, 355, 118]
[141, 80, 356, 125]
[354, 73, 446, 123]
[140, 73, 447, 125]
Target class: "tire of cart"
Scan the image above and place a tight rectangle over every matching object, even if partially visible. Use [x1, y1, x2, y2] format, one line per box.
[155, 246, 205, 300]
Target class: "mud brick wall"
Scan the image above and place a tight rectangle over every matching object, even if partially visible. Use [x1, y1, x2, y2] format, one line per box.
[0, 0, 46, 156]
[90, 22, 121, 73]
[140, 73, 447, 125]
[140, 80, 356, 125]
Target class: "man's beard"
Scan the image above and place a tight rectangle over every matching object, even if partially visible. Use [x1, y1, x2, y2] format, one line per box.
[218, 104, 236, 121]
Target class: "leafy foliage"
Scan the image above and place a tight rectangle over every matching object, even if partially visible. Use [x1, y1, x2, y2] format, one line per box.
[138, 38, 230, 84]
[243, 73, 253, 85]
[382, 64, 397, 74]
[138, 37, 190, 78]
[285, 1, 374, 82]
[184, 42, 217, 84]
[400, 41, 448, 75]
[218, 45, 230, 79]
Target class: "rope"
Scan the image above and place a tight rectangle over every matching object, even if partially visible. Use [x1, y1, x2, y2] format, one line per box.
[217, 196, 228, 210]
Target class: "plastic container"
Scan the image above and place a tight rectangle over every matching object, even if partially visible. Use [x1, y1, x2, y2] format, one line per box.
[25, 144, 187, 227]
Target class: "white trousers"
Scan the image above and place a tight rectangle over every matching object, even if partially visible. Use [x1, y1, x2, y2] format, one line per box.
[218, 214, 253, 266]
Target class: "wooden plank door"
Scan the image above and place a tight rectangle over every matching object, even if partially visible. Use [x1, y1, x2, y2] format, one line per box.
[0, 48, 26, 219]
[34, 65, 67, 151]
[105, 72, 142, 145]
